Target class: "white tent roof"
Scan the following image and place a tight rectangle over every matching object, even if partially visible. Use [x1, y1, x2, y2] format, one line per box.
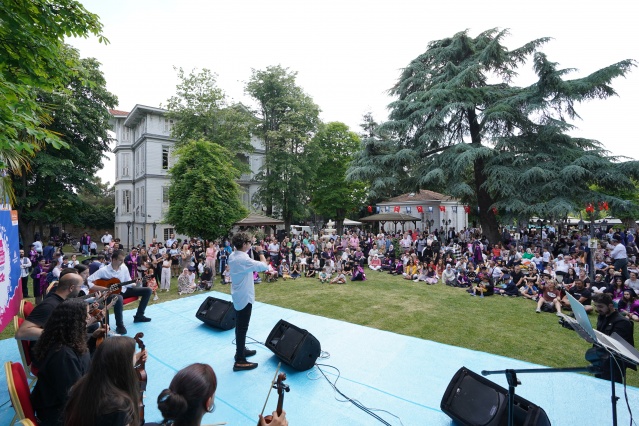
[343, 218, 362, 225]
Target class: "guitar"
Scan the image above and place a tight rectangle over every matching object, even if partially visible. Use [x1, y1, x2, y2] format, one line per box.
[94, 277, 139, 295]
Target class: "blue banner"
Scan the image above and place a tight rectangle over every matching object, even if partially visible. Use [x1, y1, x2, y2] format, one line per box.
[0, 210, 20, 332]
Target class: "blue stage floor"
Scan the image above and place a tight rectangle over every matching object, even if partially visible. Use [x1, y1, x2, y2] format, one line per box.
[1, 292, 638, 425]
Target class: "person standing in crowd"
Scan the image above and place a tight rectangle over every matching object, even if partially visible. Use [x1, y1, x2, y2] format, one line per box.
[609, 237, 629, 281]
[228, 232, 269, 371]
[19, 249, 32, 298]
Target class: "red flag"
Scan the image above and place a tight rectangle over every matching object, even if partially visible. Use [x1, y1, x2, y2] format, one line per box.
[417, 206, 423, 213]
[586, 203, 595, 214]
[439, 206, 446, 212]
[492, 207, 498, 215]
[394, 206, 400, 213]
[463, 205, 470, 214]
[367, 205, 373, 213]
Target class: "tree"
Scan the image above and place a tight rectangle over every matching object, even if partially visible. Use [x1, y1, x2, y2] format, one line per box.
[308, 122, 367, 234]
[165, 67, 255, 172]
[373, 28, 637, 242]
[0, 0, 107, 172]
[246, 66, 321, 229]
[347, 112, 407, 202]
[165, 140, 248, 241]
[12, 49, 117, 244]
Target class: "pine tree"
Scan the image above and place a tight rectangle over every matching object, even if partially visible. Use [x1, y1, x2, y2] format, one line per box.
[372, 28, 637, 242]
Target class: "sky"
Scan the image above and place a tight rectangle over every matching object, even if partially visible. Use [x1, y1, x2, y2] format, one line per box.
[68, 0, 639, 186]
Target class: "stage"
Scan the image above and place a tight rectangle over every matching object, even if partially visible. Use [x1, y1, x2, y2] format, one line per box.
[1, 292, 638, 425]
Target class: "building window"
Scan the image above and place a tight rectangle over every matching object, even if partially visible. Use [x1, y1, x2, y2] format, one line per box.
[123, 190, 131, 213]
[162, 186, 170, 204]
[140, 185, 145, 215]
[123, 127, 131, 142]
[163, 228, 174, 242]
[162, 146, 169, 170]
[122, 153, 131, 177]
[164, 118, 174, 133]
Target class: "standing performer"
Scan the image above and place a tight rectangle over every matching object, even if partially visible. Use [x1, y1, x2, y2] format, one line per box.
[228, 232, 269, 371]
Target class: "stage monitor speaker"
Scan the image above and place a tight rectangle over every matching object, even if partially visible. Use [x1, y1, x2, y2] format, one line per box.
[265, 319, 321, 371]
[195, 297, 236, 330]
[441, 367, 551, 426]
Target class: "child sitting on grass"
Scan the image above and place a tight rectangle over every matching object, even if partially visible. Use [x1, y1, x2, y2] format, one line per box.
[280, 260, 292, 280]
[222, 265, 231, 284]
[469, 276, 494, 297]
[143, 262, 159, 301]
[319, 267, 329, 283]
[330, 271, 346, 284]
[290, 261, 301, 279]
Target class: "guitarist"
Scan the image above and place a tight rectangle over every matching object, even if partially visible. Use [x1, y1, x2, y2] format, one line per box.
[88, 250, 152, 335]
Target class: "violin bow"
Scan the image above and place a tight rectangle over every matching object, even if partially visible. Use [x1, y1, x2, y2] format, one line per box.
[260, 362, 281, 418]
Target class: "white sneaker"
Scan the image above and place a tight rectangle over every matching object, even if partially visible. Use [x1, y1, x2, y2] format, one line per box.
[153, 295, 159, 301]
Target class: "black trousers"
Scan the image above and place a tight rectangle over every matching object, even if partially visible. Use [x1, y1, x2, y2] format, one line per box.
[234, 303, 252, 362]
[21, 276, 29, 297]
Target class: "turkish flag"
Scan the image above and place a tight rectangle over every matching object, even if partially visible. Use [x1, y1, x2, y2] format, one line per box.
[367, 205, 373, 213]
[394, 206, 400, 213]
[464, 206, 470, 214]
[417, 206, 423, 213]
[440, 206, 446, 212]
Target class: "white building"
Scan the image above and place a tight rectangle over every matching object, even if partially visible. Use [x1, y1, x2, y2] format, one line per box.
[376, 190, 468, 234]
[109, 105, 265, 247]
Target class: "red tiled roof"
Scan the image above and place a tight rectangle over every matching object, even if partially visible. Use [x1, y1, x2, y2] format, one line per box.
[109, 109, 129, 116]
[385, 189, 454, 203]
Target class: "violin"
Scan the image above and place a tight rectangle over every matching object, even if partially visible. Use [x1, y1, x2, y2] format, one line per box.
[259, 367, 289, 425]
[134, 332, 147, 425]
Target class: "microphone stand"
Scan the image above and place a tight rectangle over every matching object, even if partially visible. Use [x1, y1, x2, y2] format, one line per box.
[482, 365, 598, 426]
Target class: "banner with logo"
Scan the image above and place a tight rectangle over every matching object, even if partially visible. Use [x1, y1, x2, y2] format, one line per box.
[0, 209, 21, 332]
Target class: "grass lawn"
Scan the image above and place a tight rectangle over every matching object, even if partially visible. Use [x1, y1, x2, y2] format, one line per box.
[5, 259, 638, 387]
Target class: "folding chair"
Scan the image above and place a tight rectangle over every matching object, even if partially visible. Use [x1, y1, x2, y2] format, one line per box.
[4, 361, 38, 425]
[13, 317, 38, 387]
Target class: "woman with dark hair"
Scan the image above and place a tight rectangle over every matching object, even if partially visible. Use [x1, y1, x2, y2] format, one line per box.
[31, 298, 91, 426]
[65, 337, 144, 426]
[149, 363, 287, 426]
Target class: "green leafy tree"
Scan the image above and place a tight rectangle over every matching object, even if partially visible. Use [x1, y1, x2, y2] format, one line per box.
[347, 112, 407, 202]
[165, 67, 255, 172]
[0, 0, 107, 171]
[246, 66, 320, 228]
[308, 122, 367, 233]
[12, 50, 117, 244]
[165, 140, 248, 241]
[372, 28, 637, 242]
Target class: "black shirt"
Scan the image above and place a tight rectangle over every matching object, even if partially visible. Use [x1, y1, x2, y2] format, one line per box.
[568, 286, 592, 306]
[26, 293, 64, 328]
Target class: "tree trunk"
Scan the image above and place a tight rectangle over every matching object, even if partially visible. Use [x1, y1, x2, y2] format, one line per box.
[335, 208, 346, 235]
[474, 158, 500, 244]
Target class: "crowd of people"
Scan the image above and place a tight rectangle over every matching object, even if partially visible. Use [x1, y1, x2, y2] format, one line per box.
[13, 223, 639, 423]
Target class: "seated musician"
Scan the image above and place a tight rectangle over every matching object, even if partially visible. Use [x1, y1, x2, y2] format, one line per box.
[65, 336, 147, 426]
[15, 272, 84, 341]
[87, 250, 152, 335]
[31, 299, 93, 426]
[145, 363, 288, 426]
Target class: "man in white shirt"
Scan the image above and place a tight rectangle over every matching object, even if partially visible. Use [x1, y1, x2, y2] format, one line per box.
[625, 271, 639, 292]
[87, 249, 152, 335]
[608, 237, 629, 281]
[101, 231, 113, 245]
[166, 233, 176, 248]
[228, 232, 269, 371]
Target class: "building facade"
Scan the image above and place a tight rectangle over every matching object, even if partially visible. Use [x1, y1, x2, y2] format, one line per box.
[376, 190, 468, 234]
[109, 105, 264, 247]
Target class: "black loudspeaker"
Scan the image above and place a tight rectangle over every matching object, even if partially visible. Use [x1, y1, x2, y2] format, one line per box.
[195, 297, 236, 330]
[265, 319, 321, 371]
[441, 367, 551, 426]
